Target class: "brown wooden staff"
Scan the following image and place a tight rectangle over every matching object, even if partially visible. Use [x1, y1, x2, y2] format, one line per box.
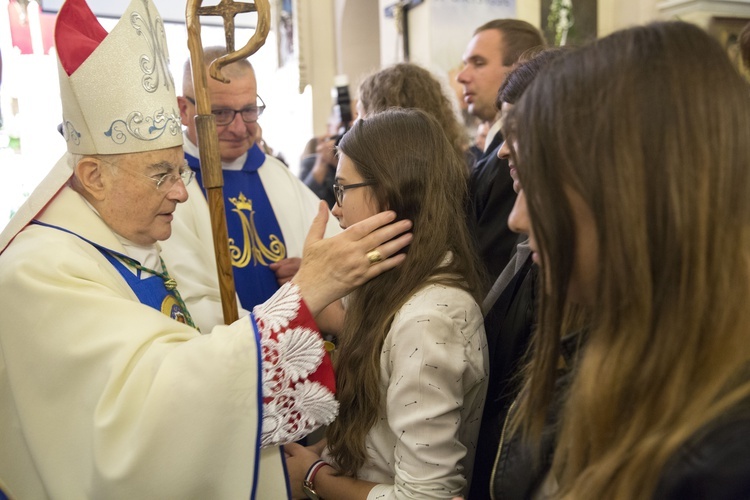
[185, 0, 271, 324]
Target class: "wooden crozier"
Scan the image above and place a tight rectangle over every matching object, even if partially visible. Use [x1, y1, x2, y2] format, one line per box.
[185, 0, 271, 324]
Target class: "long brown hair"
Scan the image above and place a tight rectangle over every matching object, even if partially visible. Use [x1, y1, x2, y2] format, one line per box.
[358, 63, 468, 163]
[325, 108, 483, 476]
[513, 21, 750, 498]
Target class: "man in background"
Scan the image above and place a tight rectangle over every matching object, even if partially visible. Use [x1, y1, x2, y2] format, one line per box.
[0, 0, 361, 495]
[456, 19, 545, 283]
[163, 48, 340, 332]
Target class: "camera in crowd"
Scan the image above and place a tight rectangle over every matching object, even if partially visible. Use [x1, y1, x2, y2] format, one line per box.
[332, 75, 353, 145]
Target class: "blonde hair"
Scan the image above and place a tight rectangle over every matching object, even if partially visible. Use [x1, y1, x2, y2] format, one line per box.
[513, 21, 750, 498]
[358, 63, 469, 164]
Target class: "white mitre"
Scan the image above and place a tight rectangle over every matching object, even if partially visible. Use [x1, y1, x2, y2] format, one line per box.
[0, 0, 182, 252]
[57, 0, 182, 154]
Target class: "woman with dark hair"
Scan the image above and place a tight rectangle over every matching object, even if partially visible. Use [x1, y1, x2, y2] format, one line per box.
[286, 108, 488, 499]
[469, 47, 568, 500]
[493, 21, 750, 499]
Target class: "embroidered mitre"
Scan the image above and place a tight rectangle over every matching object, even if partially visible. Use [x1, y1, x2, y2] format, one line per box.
[55, 0, 182, 155]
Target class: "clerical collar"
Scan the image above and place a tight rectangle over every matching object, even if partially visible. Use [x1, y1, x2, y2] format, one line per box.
[182, 130, 267, 174]
[182, 131, 247, 171]
[117, 237, 161, 272]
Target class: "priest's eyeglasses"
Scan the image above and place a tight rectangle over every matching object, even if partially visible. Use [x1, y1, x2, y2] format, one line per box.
[184, 95, 266, 126]
[333, 182, 375, 207]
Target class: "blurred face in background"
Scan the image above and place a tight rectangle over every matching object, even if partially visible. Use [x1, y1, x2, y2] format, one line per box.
[498, 102, 528, 238]
[457, 28, 514, 122]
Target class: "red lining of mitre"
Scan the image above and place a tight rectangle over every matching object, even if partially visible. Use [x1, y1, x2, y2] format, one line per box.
[55, 0, 109, 76]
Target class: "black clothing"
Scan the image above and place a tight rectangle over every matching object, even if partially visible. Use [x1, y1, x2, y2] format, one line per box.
[489, 331, 582, 500]
[654, 402, 750, 499]
[490, 331, 750, 500]
[467, 133, 518, 283]
[469, 255, 536, 500]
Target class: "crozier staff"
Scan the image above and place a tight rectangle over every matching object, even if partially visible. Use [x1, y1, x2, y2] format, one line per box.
[0, 0, 411, 498]
[183, 0, 273, 324]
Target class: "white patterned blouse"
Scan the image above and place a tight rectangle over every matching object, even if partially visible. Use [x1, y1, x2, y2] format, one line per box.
[325, 282, 489, 499]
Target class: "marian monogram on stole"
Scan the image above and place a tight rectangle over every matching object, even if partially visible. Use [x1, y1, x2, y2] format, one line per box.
[228, 192, 286, 267]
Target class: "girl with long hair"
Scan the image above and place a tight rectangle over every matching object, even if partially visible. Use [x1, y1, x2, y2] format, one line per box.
[286, 108, 488, 499]
[498, 21, 750, 499]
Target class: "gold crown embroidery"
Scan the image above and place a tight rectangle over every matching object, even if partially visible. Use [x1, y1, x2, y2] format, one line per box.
[228, 192, 286, 267]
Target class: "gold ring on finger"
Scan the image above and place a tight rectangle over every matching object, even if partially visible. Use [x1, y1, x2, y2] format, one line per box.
[366, 249, 383, 265]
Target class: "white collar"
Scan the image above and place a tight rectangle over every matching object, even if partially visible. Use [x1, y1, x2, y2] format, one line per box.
[484, 119, 503, 153]
[182, 131, 248, 171]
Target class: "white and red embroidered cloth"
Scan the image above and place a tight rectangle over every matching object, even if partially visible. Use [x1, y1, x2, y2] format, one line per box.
[254, 282, 338, 446]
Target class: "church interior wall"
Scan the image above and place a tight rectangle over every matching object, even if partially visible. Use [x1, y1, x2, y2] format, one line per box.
[2, 0, 750, 230]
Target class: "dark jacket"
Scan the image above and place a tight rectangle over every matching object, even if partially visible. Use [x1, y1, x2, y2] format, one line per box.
[491, 334, 750, 500]
[490, 331, 582, 500]
[469, 255, 536, 500]
[467, 133, 519, 283]
[654, 402, 750, 499]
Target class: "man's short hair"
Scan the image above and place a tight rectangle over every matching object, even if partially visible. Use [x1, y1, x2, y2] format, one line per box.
[182, 46, 253, 93]
[475, 19, 547, 66]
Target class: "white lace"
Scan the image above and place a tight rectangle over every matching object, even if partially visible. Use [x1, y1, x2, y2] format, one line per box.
[254, 282, 339, 447]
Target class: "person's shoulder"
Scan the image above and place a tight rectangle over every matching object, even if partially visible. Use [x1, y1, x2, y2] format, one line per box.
[4, 222, 75, 256]
[0, 223, 97, 286]
[471, 145, 508, 191]
[259, 152, 292, 172]
[259, 153, 310, 186]
[414, 282, 476, 303]
[396, 283, 481, 326]
[654, 403, 750, 499]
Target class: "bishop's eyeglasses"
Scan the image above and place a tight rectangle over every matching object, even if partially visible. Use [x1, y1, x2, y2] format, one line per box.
[99, 158, 194, 192]
[141, 162, 195, 191]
